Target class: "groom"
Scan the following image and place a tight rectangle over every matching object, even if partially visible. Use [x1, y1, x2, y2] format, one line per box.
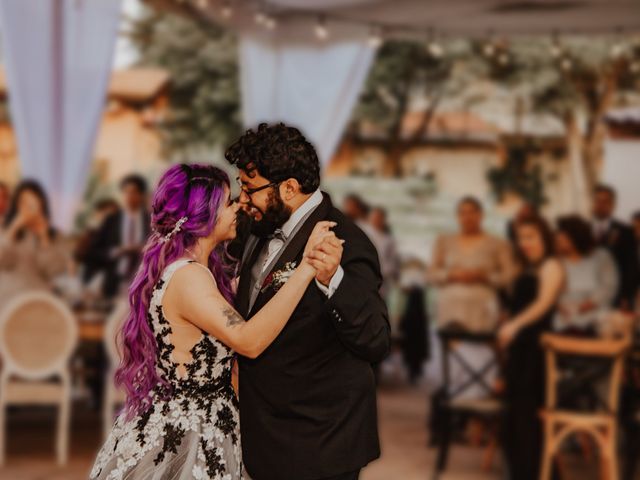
[226, 123, 390, 480]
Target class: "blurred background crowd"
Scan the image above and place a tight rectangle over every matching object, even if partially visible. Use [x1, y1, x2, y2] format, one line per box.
[0, 1, 640, 479]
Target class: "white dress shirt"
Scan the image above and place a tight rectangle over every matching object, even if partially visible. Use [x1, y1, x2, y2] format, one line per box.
[260, 190, 344, 297]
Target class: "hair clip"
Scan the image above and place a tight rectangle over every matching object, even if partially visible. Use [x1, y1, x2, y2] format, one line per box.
[160, 216, 188, 243]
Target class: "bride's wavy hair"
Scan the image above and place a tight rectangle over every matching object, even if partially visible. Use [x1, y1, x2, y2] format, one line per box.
[115, 163, 237, 418]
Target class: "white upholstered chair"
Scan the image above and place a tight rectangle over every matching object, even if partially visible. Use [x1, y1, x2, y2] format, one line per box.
[0, 291, 78, 465]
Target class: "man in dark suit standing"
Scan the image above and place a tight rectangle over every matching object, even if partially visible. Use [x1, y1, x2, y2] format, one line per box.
[592, 184, 638, 310]
[85, 174, 150, 297]
[226, 123, 390, 480]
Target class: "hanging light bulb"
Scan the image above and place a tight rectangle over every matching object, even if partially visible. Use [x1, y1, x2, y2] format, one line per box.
[264, 15, 277, 30]
[561, 57, 572, 71]
[196, 0, 208, 9]
[368, 26, 383, 49]
[428, 40, 444, 59]
[610, 42, 626, 59]
[221, 0, 233, 19]
[255, 9, 266, 25]
[315, 15, 329, 41]
[483, 42, 495, 58]
[498, 52, 509, 65]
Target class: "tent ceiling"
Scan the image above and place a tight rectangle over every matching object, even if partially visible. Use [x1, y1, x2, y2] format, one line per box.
[150, 0, 640, 38]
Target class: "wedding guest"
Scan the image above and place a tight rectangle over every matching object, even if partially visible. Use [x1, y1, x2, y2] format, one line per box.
[554, 215, 618, 335]
[0, 180, 69, 303]
[400, 287, 428, 383]
[85, 174, 150, 297]
[592, 184, 638, 310]
[75, 198, 119, 285]
[361, 206, 400, 298]
[506, 201, 537, 245]
[342, 193, 370, 224]
[0, 181, 9, 227]
[429, 196, 514, 332]
[498, 215, 564, 480]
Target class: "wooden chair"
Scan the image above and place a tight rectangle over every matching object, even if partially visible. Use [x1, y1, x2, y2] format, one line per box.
[540, 333, 631, 480]
[431, 327, 502, 480]
[0, 292, 78, 465]
[102, 300, 128, 439]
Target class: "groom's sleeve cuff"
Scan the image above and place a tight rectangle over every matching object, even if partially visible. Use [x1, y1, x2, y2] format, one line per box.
[315, 265, 344, 298]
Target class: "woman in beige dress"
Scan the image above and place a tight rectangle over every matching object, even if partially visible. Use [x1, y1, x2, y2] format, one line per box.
[0, 180, 69, 303]
[429, 196, 514, 333]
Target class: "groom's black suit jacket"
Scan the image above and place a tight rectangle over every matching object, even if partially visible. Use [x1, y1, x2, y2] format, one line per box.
[234, 192, 391, 480]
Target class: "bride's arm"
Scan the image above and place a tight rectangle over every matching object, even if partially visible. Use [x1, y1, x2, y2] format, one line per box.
[171, 221, 338, 359]
[172, 260, 316, 359]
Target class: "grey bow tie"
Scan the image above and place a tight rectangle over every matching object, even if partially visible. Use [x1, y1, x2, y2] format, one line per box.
[268, 228, 287, 242]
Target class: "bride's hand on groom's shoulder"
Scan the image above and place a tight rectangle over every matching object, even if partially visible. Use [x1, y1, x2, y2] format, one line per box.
[304, 221, 345, 286]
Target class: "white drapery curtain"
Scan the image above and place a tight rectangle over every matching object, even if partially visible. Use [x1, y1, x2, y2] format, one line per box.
[239, 35, 374, 167]
[0, 0, 122, 230]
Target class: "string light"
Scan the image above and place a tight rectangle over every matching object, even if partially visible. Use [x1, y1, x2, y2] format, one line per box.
[631, 61, 640, 73]
[255, 9, 266, 25]
[196, 0, 208, 9]
[561, 57, 573, 71]
[427, 40, 443, 58]
[425, 28, 443, 58]
[315, 15, 329, 41]
[221, 0, 233, 19]
[368, 26, 383, 48]
[610, 42, 626, 59]
[264, 15, 277, 30]
[549, 32, 563, 58]
[498, 52, 509, 65]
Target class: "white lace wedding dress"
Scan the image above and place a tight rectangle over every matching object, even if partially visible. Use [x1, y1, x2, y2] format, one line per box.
[91, 259, 243, 480]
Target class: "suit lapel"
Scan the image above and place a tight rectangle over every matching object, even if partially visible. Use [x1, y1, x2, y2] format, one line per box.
[248, 193, 333, 316]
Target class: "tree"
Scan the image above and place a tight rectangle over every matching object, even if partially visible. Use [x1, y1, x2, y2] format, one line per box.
[129, 6, 242, 156]
[476, 36, 640, 210]
[352, 39, 476, 177]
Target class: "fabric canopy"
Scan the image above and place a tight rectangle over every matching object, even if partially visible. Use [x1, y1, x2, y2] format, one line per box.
[179, 0, 640, 38]
[239, 35, 374, 167]
[0, 0, 122, 230]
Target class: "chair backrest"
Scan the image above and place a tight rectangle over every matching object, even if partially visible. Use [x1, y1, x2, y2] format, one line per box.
[0, 291, 78, 380]
[541, 333, 631, 414]
[438, 328, 500, 400]
[104, 299, 128, 368]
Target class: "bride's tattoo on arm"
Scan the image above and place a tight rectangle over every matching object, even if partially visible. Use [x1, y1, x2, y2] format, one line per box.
[223, 307, 244, 327]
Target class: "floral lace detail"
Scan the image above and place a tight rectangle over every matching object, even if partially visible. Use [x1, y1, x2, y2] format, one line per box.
[90, 259, 243, 480]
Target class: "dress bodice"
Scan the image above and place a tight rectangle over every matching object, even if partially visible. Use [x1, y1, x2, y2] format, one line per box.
[149, 259, 236, 397]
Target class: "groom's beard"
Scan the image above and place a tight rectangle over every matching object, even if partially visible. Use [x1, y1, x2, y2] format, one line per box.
[249, 191, 292, 238]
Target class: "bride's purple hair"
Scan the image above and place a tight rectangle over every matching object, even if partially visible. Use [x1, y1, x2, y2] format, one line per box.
[115, 163, 237, 418]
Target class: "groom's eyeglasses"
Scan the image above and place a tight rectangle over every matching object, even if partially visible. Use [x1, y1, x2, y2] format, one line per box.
[236, 177, 280, 196]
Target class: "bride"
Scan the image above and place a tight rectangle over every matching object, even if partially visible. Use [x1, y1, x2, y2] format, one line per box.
[91, 163, 339, 480]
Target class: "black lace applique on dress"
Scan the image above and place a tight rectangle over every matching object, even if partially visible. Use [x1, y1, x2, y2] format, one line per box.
[90, 259, 243, 480]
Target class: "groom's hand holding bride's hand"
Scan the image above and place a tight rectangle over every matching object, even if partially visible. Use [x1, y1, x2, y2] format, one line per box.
[304, 221, 345, 287]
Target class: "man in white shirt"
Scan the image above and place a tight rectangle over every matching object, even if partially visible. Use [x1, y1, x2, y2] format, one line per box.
[226, 123, 390, 480]
[86, 174, 150, 297]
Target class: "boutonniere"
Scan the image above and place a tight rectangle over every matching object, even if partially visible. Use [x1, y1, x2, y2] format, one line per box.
[261, 261, 298, 293]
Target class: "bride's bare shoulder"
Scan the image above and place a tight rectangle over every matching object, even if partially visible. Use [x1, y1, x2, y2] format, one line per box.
[169, 262, 218, 297]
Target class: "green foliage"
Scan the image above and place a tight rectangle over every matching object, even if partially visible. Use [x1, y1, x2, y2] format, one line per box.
[473, 36, 640, 119]
[129, 7, 242, 154]
[353, 39, 470, 135]
[487, 143, 547, 207]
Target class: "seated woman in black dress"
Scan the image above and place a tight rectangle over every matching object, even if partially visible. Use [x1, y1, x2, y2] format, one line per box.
[497, 215, 565, 480]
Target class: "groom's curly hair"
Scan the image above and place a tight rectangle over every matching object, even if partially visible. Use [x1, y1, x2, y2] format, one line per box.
[225, 123, 321, 194]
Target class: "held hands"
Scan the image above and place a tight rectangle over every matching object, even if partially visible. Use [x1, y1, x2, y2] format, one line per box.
[448, 268, 487, 284]
[301, 221, 345, 286]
